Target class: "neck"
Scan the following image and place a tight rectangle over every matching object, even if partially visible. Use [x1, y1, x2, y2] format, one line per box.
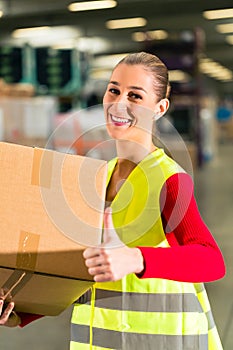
[116, 139, 155, 164]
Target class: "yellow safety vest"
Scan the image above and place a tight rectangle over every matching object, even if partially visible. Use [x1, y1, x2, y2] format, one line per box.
[70, 149, 223, 350]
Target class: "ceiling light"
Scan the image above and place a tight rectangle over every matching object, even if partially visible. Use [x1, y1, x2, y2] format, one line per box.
[226, 35, 233, 44]
[106, 17, 147, 29]
[168, 70, 191, 82]
[208, 71, 233, 81]
[11, 26, 82, 47]
[148, 30, 168, 40]
[211, 70, 232, 77]
[76, 37, 111, 53]
[68, 1, 117, 12]
[203, 8, 233, 20]
[132, 29, 168, 42]
[216, 23, 233, 33]
[12, 26, 51, 38]
[132, 32, 146, 42]
[199, 57, 233, 81]
[200, 62, 222, 71]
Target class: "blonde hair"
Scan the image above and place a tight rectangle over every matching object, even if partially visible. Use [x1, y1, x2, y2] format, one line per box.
[116, 51, 171, 101]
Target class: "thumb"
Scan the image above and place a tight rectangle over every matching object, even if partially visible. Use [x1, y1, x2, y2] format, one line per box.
[103, 207, 123, 248]
[104, 207, 114, 231]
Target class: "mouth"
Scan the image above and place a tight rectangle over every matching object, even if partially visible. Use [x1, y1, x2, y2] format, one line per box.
[110, 114, 134, 126]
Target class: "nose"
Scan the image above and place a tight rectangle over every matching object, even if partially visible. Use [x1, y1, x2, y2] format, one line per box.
[112, 93, 129, 114]
[115, 101, 127, 113]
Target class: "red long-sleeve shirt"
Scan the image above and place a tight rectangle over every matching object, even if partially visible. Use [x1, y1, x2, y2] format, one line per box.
[138, 172, 225, 282]
[19, 172, 225, 326]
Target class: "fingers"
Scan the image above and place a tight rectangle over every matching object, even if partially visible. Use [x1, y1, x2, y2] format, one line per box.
[83, 244, 114, 267]
[87, 263, 115, 283]
[83, 247, 102, 274]
[88, 265, 108, 279]
[0, 300, 15, 326]
[84, 251, 106, 269]
[83, 247, 116, 282]
[94, 271, 113, 283]
[83, 247, 102, 260]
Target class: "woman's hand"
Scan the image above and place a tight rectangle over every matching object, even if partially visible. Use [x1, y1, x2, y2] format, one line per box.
[83, 207, 144, 282]
[0, 300, 21, 327]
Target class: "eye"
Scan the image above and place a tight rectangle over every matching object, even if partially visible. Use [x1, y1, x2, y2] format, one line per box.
[128, 91, 142, 100]
[109, 88, 120, 95]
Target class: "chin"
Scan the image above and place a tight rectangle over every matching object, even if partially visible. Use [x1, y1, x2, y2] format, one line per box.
[106, 129, 124, 140]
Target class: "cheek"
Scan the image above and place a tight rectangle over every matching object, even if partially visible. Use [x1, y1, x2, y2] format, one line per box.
[103, 91, 113, 105]
[132, 104, 155, 121]
[103, 94, 112, 118]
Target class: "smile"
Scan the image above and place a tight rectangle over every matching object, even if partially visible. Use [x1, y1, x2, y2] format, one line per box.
[110, 114, 133, 125]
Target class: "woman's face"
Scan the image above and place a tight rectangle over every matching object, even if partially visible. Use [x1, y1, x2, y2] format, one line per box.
[103, 63, 161, 143]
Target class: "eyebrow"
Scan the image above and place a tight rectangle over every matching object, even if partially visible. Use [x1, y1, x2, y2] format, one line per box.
[109, 81, 147, 93]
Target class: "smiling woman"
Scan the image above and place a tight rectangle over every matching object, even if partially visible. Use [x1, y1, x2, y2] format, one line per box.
[76, 52, 225, 350]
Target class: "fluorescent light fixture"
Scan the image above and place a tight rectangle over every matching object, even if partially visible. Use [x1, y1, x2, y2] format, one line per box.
[68, 0, 117, 12]
[168, 70, 191, 82]
[199, 57, 233, 81]
[132, 32, 146, 42]
[226, 35, 233, 44]
[216, 23, 233, 33]
[106, 17, 147, 29]
[12, 26, 51, 38]
[209, 71, 233, 81]
[211, 70, 232, 77]
[132, 29, 168, 42]
[203, 8, 233, 20]
[148, 30, 168, 40]
[76, 37, 111, 53]
[11, 26, 82, 47]
[53, 37, 110, 52]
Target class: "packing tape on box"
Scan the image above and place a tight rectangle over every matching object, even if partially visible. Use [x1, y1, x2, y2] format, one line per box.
[0, 231, 40, 301]
[31, 147, 53, 188]
[1, 270, 34, 301]
[16, 231, 40, 270]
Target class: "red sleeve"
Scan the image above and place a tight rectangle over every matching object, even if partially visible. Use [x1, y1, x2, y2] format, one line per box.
[18, 313, 44, 327]
[138, 172, 226, 282]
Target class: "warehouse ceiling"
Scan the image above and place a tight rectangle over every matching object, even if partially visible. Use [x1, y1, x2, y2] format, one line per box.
[0, 0, 232, 89]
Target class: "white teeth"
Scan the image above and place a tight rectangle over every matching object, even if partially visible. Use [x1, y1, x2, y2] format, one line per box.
[111, 115, 131, 123]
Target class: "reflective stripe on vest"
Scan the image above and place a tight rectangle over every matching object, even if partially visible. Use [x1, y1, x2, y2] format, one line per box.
[70, 326, 208, 350]
[71, 149, 223, 350]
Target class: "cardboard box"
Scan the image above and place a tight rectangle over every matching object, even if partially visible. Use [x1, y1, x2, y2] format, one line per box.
[0, 142, 107, 315]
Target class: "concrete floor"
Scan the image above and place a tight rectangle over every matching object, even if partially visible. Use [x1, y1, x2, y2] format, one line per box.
[0, 142, 232, 349]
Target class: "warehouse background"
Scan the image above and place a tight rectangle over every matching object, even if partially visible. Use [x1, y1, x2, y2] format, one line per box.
[0, 0, 233, 349]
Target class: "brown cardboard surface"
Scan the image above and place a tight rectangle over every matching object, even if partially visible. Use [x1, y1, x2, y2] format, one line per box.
[0, 142, 107, 315]
[0, 267, 92, 316]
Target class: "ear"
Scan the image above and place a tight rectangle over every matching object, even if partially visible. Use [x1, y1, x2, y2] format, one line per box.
[154, 98, 170, 119]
